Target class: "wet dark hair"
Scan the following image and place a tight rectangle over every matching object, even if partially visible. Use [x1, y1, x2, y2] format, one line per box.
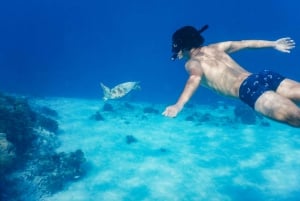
[171, 24, 209, 60]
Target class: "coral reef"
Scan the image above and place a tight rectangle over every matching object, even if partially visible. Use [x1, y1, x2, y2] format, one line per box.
[0, 133, 16, 174]
[0, 94, 36, 155]
[0, 93, 87, 201]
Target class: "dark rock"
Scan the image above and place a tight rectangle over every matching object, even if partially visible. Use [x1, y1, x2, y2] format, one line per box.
[124, 120, 130, 124]
[199, 113, 212, 122]
[126, 135, 138, 144]
[90, 111, 105, 121]
[159, 148, 167, 153]
[143, 107, 159, 114]
[102, 103, 113, 112]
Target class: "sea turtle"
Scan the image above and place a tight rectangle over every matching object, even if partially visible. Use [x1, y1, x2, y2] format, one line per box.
[100, 82, 140, 101]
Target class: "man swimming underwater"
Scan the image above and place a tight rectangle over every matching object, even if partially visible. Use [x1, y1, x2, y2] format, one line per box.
[162, 25, 300, 127]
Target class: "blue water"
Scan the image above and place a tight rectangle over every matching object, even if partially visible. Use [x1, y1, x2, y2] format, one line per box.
[1, 0, 300, 200]
[0, 0, 299, 103]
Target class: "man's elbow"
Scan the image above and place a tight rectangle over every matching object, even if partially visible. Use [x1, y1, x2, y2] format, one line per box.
[188, 75, 201, 86]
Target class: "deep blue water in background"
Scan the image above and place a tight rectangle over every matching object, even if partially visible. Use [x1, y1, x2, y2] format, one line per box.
[0, 0, 299, 103]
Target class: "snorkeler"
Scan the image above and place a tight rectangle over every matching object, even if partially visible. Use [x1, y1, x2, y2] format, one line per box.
[162, 25, 300, 127]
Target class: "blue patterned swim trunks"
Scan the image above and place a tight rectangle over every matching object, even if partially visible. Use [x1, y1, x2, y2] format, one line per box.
[239, 70, 285, 108]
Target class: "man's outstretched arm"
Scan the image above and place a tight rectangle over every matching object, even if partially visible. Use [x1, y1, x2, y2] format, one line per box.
[162, 60, 203, 118]
[162, 74, 201, 117]
[212, 37, 295, 53]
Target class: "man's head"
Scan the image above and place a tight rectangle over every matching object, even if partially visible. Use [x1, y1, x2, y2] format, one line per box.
[171, 24, 209, 60]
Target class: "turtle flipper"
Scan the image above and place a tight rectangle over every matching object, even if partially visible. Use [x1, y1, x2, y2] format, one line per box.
[100, 83, 111, 101]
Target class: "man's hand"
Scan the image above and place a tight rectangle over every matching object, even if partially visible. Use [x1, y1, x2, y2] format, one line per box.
[275, 37, 296, 53]
[162, 104, 182, 118]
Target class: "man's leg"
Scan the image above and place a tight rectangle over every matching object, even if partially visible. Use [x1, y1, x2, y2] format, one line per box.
[277, 79, 300, 103]
[254, 91, 300, 127]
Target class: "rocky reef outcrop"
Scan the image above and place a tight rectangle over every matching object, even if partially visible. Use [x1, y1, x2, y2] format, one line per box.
[0, 93, 87, 201]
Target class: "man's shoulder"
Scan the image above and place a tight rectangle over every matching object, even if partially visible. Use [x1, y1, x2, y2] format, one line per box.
[185, 59, 204, 76]
[206, 42, 224, 48]
[185, 58, 203, 72]
[186, 58, 201, 65]
[204, 42, 232, 53]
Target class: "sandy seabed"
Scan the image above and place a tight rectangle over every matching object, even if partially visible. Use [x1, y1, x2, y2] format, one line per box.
[31, 97, 300, 201]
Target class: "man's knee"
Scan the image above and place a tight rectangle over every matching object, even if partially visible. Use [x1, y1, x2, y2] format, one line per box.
[284, 109, 300, 127]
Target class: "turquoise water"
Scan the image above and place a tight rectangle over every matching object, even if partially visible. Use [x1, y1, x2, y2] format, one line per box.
[36, 98, 300, 201]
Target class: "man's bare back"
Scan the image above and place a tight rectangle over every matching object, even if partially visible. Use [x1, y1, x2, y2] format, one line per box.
[163, 25, 300, 127]
[187, 45, 250, 97]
